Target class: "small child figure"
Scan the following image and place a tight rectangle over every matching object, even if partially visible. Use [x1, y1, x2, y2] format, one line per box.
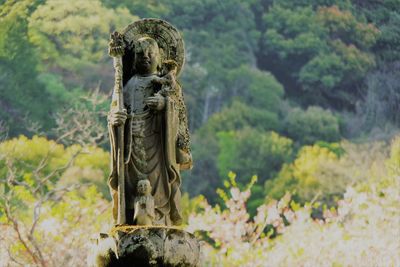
[152, 60, 178, 96]
[133, 179, 155, 225]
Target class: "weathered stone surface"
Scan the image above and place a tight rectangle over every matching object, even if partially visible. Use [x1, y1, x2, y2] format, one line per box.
[108, 18, 192, 226]
[88, 226, 200, 267]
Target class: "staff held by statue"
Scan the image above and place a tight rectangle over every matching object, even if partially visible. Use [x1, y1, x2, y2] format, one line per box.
[108, 31, 126, 225]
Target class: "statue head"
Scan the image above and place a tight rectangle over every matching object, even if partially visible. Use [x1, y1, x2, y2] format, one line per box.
[133, 37, 161, 76]
[137, 179, 151, 196]
[161, 60, 178, 75]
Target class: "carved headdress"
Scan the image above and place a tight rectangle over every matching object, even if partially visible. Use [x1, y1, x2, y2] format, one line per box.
[121, 18, 185, 85]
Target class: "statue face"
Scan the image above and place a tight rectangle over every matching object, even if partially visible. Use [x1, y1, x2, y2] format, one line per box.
[137, 180, 151, 195]
[134, 37, 160, 75]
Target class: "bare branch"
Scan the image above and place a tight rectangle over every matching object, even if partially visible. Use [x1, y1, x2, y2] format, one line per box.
[33, 154, 51, 179]
[21, 113, 45, 137]
[4, 199, 43, 266]
[33, 150, 81, 195]
[52, 88, 108, 147]
[2, 147, 86, 267]
[7, 247, 25, 266]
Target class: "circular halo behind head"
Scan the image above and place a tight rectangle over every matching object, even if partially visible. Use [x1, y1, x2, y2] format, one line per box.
[122, 18, 185, 76]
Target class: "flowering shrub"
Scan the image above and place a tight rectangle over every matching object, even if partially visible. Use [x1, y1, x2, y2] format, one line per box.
[187, 137, 400, 267]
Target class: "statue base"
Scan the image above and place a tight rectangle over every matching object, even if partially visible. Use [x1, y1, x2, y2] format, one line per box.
[88, 225, 201, 267]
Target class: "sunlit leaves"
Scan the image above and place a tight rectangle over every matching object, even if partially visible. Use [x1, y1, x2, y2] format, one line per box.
[0, 135, 109, 197]
[316, 6, 379, 49]
[188, 136, 400, 266]
[28, 0, 137, 87]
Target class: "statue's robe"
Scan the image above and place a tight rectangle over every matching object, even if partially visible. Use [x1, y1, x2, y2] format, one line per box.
[108, 75, 192, 226]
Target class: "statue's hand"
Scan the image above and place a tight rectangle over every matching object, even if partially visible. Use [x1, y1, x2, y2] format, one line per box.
[145, 94, 165, 111]
[108, 109, 127, 126]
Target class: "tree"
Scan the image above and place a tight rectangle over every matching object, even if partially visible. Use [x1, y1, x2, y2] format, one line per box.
[183, 97, 285, 202]
[28, 0, 137, 89]
[226, 65, 284, 112]
[0, 135, 111, 266]
[101, 0, 170, 18]
[216, 129, 293, 213]
[165, 0, 262, 125]
[284, 106, 341, 145]
[265, 140, 388, 205]
[260, 3, 379, 109]
[0, 0, 53, 135]
[353, 0, 400, 63]
[217, 129, 293, 185]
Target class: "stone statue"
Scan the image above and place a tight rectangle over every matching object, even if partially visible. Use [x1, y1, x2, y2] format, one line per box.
[89, 19, 200, 267]
[107, 19, 192, 226]
[133, 179, 155, 225]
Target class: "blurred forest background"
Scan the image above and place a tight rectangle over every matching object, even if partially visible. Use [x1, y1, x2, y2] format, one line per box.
[0, 0, 399, 266]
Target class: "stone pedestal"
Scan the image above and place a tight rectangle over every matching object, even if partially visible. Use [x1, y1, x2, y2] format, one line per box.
[88, 226, 200, 267]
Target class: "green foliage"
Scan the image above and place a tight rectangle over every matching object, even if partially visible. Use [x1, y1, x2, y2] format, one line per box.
[265, 139, 390, 205]
[226, 65, 284, 111]
[165, 0, 262, 130]
[37, 72, 87, 110]
[298, 53, 344, 90]
[276, 0, 352, 10]
[180, 193, 206, 225]
[0, 135, 110, 198]
[261, 3, 379, 108]
[182, 126, 220, 200]
[265, 142, 345, 203]
[206, 100, 280, 133]
[281, 144, 339, 201]
[0, 135, 111, 264]
[179, 63, 209, 130]
[376, 11, 400, 62]
[314, 141, 345, 156]
[316, 6, 378, 49]
[353, 0, 400, 62]
[28, 0, 137, 88]
[184, 86, 285, 201]
[217, 128, 293, 185]
[284, 106, 341, 145]
[166, 0, 260, 68]
[102, 0, 170, 18]
[0, 0, 54, 135]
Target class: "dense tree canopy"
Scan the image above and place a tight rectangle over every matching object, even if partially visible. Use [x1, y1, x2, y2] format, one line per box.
[0, 0, 51, 135]
[0, 0, 399, 204]
[260, 4, 379, 109]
